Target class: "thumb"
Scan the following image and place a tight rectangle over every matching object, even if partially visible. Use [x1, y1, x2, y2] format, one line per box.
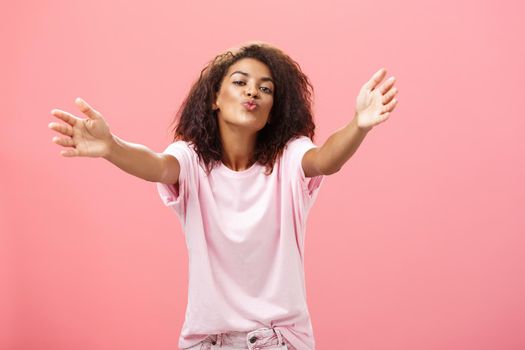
[75, 97, 100, 119]
[363, 68, 387, 92]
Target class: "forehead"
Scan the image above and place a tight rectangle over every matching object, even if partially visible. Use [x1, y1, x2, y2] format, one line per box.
[226, 58, 273, 78]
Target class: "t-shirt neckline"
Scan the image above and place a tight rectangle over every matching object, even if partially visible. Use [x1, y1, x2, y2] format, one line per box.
[216, 160, 260, 178]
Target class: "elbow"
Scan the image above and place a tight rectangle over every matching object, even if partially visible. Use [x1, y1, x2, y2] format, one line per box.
[319, 164, 341, 176]
[325, 168, 341, 176]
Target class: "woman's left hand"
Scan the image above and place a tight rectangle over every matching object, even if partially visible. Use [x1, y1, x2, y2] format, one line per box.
[354, 68, 398, 132]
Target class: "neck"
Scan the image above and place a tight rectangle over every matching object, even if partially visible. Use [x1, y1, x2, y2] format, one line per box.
[219, 123, 257, 171]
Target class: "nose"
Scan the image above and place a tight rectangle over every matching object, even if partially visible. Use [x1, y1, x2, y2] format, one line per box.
[245, 84, 259, 98]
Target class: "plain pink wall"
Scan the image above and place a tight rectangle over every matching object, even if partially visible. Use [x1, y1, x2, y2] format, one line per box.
[1, 0, 524, 349]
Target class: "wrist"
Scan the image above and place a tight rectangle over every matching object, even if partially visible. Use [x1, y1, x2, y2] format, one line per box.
[352, 113, 372, 134]
[103, 134, 118, 160]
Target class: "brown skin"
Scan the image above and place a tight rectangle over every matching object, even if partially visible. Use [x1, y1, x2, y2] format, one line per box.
[212, 58, 275, 171]
[48, 66, 399, 183]
[306, 68, 399, 176]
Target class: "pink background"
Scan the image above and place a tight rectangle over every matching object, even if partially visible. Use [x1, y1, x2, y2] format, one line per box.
[1, 0, 524, 349]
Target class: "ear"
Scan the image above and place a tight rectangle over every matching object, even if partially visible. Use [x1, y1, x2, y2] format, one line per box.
[212, 92, 219, 111]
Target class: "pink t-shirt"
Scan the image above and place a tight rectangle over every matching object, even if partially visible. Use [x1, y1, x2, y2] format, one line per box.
[156, 135, 325, 350]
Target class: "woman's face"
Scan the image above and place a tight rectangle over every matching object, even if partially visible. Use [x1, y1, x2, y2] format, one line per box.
[213, 58, 274, 133]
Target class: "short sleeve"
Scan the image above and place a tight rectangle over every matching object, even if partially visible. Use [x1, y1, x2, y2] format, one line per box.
[286, 136, 325, 208]
[156, 140, 193, 223]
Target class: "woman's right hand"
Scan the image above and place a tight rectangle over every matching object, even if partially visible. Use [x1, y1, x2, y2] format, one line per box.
[48, 97, 113, 158]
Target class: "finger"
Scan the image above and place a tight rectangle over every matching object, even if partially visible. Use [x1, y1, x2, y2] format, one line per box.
[379, 76, 396, 95]
[382, 87, 398, 105]
[364, 68, 387, 91]
[61, 148, 80, 157]
[75, 97, 100, 119]
[48, 122, 74, 137]
[50, 109, 81, 126]
[52, 136, 76, 147]
[382, 98, 398, 113]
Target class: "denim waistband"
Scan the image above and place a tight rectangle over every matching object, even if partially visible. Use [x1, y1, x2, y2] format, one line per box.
[208, 327, 285, 348]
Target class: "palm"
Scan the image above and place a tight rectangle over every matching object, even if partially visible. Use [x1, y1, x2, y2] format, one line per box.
[72, 118, 111, 157]
[49, 98, 113, 158]
[354, 68, 399, 131]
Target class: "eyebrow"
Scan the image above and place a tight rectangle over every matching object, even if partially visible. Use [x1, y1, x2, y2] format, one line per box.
[229, 71, 274, 84]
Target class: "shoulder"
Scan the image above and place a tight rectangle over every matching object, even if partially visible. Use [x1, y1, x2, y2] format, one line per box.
[284, 135, 317, 156]
[163, 139, 191, 150]
[161, 140, 199, 171]
[162, 140, 195, 156]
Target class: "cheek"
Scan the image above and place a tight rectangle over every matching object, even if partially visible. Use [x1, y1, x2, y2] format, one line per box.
[226, 85, 241, 99]
[265, 98, 274, 110]
[217, 87, 236, 104]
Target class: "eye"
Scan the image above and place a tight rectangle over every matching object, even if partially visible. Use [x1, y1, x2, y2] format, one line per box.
[233, 81, 273, 94]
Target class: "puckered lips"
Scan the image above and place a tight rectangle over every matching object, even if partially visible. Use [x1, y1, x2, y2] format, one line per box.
[242, 100, 258, 111]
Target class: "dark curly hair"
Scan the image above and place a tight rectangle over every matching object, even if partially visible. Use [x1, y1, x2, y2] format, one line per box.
[169, 41, 318, 175]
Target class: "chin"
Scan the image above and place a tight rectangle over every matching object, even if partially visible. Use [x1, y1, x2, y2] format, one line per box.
[235, 115, 264, 126]
[221, 112, 268, 129]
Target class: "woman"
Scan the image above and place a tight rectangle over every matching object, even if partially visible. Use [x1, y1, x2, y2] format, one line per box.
[48, 41, 398, 350]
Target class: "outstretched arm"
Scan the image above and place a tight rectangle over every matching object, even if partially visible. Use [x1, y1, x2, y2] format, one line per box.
[303, 68, 399, 177]
[104, 134, 179, 184]
[49, 97, 179, 184]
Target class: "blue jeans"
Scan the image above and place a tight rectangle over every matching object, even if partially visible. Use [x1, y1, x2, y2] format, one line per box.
[182, 327, 295, 350]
